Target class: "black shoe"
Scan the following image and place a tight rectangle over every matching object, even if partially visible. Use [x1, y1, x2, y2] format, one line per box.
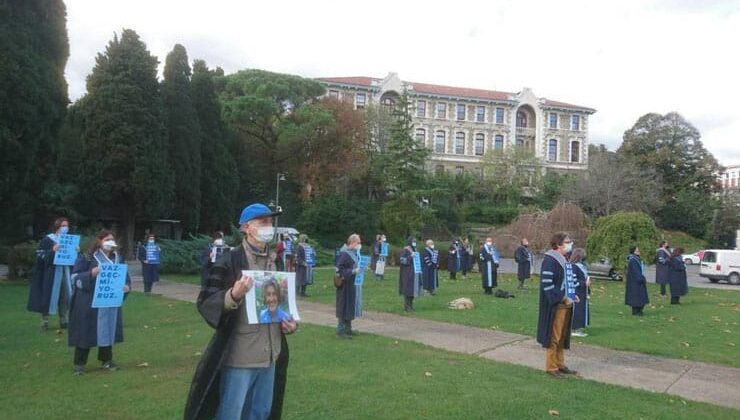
[547, 370, 568, 379]
[101, 361, 119, 372]
[337, 332, 352, 339]
[559, 367, 580, 376]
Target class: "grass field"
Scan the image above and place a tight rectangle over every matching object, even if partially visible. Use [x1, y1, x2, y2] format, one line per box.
[1, 282, 738, 419]
[290, 267, 740, 368]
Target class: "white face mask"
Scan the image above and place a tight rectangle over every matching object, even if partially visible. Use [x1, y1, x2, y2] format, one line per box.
[148, 239, 155, 244]
[214, 239, 224, 246]
[356, 244, 362, 252]
[486, 242, 493, 247]
[565, 242, 573, 253]
[430, 244, 435, 249]
[102, 240, 117, 251]
[254, 226, 275, 243]
[59, 226, 69, 235]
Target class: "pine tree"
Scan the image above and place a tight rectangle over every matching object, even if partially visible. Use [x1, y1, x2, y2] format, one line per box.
[162, 44, 202, 232]
[384, 90, 428, 193]
[0, 0, 69, 240]
[190, 60, 238, 232]
[78, 29, 173, 254]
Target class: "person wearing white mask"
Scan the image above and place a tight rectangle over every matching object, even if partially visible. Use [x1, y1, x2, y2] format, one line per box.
[479, 237, 500, 295]
[28, 217, 77, 331]
[536, 232, 579, 379]
[137, 233, 161, 293]
[201, 231, 227, 285]
[69, 229, 131, 375]
[185, 203, 297, 420]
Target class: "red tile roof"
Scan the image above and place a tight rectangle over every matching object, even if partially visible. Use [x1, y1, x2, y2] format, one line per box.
[316, 76, 594, 111]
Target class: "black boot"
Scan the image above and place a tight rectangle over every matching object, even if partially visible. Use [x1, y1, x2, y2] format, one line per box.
[660, 284, 666, 296]
[670, 296, 680, 305]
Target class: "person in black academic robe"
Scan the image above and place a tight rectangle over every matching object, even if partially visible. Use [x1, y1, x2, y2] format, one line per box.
[371, 235, 381, 272]
[668, 247, 688, 305]
[336, 236, 360, 338]
[536, 232, 578, 379]
[514, 238, 534, 289]
[569, 248, 590, 335]
[295, 235, 313, 297]
[655, 241, 671, 297]
[400, 237, 421, 311]
[625, 246, 649, 316]
[460, 238, 471, 278]
[422, 239, 439, 295]
[479, 238, 499, 295]
[27, 217, 75, 330]
[448, 239, 461, 279]
[137, 234, 161, 293]
[69, 230, 131, 375]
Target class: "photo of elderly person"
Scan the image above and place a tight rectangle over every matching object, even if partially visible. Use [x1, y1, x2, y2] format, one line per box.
[258, 279, 293, 323]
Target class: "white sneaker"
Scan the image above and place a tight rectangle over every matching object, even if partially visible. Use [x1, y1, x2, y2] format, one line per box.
[571, 330, 588, 337]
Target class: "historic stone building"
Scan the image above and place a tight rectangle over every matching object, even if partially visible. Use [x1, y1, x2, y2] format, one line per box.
[316, 72, 596, 175]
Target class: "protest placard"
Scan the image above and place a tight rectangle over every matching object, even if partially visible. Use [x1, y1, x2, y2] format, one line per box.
[380, 243, 389, 257]
[53, 234, 80, 266]
[243, 271, 300, 324]
[355, 255, 371, 285]
[146, 244, 160, 264]
[92, 263, 127, 308]
[413, 252, 422, 274]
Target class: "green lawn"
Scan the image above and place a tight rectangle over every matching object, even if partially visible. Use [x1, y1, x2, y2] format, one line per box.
[0, 282, 738, 419]
[292, 268, 740, 368]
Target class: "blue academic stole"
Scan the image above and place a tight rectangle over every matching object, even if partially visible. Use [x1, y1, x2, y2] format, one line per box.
[428, 248, 438, 265]
[564, 262, 576, 299]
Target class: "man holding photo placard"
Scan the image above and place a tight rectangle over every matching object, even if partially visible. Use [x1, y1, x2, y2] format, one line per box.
[185, 203, 297, 420]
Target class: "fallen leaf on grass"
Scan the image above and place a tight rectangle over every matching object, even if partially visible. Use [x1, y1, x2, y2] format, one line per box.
[144, 325, 149, 329]
[167, 304, 173, 308]
[728, 343, 736, 347]
[194, 352, 202, 356]
[723, 330, 732, 334]
[152, 375, 158, 379]
[549, 410, 560, 416]
[54, 338, 61, 343]
[103, 384, 109, 388]
[23, 363, 30, 369]
[681, 342, 690, 347]
[185, 334, 192, 338]
[490, 325, 500, 330]
[137, 362, 149, 368]
[55, 329, 63, 335]
[424, 371, 432, 377]
[394, 341, 399, 345]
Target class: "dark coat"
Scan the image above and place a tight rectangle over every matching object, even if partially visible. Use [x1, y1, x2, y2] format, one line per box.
[399, 246, 419, 297]
[668, 256, 689, 297]
[422, 247, 439, 291]
[515, 245, 533, 281]
[68, 252, 130, 349]
[371, 240, 381, 271]
[625, 255, 649, 307]
[27, 236, 57, 314]
[655, 248, 671, 285]
[572, 263, 589, 329]
[448, 244, 461, 274]
[460, 245, 471, 272]
[200, 245, 228, 286]
[479, 245, 499, 289]
[536, 252, 572, 349]
[295, 243, 313, 287]
[184, 244, 281, 420]
[335, 249, 357, 320]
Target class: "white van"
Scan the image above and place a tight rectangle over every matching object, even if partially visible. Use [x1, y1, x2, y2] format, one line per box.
[700, 250, 740, 285]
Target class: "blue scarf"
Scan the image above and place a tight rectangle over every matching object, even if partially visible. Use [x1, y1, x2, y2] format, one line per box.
[427, 247, 438, 264]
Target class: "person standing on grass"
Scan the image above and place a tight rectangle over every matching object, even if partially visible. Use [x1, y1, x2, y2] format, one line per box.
[374, 234, 387, 281]
[294, 234, 313, 297]
[371, 234, 381, 272]
[668, 247, 688, 305]
[569, 248, 590, 337]
[137, 233, 161, 294]
[27, 217, 76, 331]
[69, 230, 131, 375]
[448, 238, 461, 280]
[460, 237, 472, 279]
[625, 246, 649, 316]
[655, 240, 670, 297]
[479, 237, 499, 295]
[335, 234, 361, 338]
[201, 231, 227, 286]
[400, 237, 421, 312]
[536, 232, 579, 379]
[184, 203, 297, 420]
[514, 238, 534, 290]
[422, 239, 440, 295]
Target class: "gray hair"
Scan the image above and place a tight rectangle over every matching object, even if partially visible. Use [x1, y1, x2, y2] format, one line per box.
[570, 247, 587, 264]
[347, 234, 361, 245]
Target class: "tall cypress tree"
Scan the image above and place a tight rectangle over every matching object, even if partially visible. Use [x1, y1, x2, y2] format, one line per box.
[384, 90, 428, 193]
[190, 60, 238, 232]
[78, 29, 173, 255]
[162, 44, 202, 232]
[0, 0, 69, 240]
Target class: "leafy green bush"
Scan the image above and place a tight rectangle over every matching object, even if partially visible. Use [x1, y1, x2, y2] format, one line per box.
[8, 241, 37, 280]
[461, 202, 520, 225]
[586, 211, 661, 272]
[297, 195, 379, 247]
[157, 235, 214, 274]
[0, 244, 9, 264]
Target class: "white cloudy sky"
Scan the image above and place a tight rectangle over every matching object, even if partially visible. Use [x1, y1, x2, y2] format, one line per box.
[64, 0, 740, 165]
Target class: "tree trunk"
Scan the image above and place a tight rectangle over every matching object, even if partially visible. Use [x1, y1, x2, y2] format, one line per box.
[122, 208, 136, 261]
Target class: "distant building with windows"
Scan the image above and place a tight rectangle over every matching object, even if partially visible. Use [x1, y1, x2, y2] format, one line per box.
[719, 164, 740, 189]
[316, 72, 596, 175]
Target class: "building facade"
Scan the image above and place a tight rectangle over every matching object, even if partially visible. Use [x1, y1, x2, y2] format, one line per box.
[719, 164, 740, 190]
[316, 72, 596, 175]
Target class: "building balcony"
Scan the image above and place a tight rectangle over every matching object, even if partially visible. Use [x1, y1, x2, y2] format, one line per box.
[516, 126, 536, 137]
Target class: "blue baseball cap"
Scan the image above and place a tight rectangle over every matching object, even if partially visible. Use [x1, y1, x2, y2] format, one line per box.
[238, 203, 282, 225]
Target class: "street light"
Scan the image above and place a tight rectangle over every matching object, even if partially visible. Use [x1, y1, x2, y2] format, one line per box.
[275, 173, 286, 240]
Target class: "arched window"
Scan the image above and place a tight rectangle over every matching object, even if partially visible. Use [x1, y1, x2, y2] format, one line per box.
[455, 132, 465, 155]
[474, 133, 485, 156]
[494, 135, 504, 150]
[548, 139, 558, 161]
[516, 110, 528, 128]
[570, 141, 580, 162]
[435, 130, 446, 153]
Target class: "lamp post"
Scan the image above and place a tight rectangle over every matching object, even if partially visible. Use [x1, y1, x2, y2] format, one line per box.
[275, 172, 286, 240]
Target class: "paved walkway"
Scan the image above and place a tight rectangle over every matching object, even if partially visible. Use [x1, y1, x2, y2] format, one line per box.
[82, 265, 740, 410]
